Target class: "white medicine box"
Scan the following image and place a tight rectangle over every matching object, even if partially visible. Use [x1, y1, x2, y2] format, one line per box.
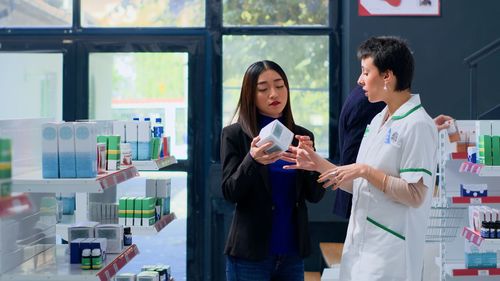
[256, 119, 294, 153]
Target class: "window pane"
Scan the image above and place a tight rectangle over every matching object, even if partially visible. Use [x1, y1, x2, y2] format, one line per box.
[0, 53, 63, 120]
[223, 0, 328, 26]
[89, 52, 188, 159]
[223, 36, 329, 156]
[0, 0, 72, 28]
[81, 0, 205, 27]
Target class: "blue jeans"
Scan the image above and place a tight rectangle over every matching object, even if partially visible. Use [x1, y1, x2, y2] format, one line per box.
[226, 254, 304, 281]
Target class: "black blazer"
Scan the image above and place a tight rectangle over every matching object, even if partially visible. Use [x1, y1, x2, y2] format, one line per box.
[221, 122, 325, 260]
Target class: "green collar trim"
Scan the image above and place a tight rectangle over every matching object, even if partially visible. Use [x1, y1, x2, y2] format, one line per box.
[392, 104, 422, 120]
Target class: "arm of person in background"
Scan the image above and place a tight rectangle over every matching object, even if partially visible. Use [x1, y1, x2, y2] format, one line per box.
[434, 114, 453, 131]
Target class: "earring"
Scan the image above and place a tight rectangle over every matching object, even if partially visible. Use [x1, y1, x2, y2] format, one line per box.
[383, 83, 388, 91]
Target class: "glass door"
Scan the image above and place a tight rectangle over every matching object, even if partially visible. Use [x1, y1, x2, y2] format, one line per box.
[87, 46, 190, 280]
[0, 52, 64, 120]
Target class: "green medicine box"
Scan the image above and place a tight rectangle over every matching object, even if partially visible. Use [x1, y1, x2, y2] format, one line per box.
[142, 197, 156, 226]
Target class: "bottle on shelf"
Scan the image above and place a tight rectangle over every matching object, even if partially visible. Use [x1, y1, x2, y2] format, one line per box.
[91, 248, 103, 269]
[124, 226, 132, 246]
[153, 117, 164, 138]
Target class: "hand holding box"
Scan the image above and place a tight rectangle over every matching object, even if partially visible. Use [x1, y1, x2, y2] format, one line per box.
[256, 120, 294, 153]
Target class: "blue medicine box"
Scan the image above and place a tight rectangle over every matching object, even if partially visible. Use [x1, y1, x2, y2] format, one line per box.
[460, 184, 488, 197]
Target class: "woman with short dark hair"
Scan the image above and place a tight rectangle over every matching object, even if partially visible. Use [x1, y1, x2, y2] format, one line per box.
[284, 37, 438, 281]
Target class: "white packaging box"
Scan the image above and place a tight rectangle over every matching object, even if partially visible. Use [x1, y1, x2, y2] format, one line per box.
[68, 222, 98, 243]
[115, 273, 137, 281]
[58, 122, 76, 178]
[145, 178, 156, 197]
[256, 119, 294, 153]
[137, 271, 159, 281]
[113, 121, 126, 142]
[95, 224, 123, 254]
[74, 122, 97, 178]
[42, 122, 60, 178]
[125, 121, 139, 160]
[137, 121, 151, 160]
[134, 196, 144, 226]
[156, 178, 171, 215]
[476, 120, 492, 138]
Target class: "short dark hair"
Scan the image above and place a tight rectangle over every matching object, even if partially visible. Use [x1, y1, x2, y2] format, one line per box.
[357, 36, 414, 91]
[232, 60, 295, 137]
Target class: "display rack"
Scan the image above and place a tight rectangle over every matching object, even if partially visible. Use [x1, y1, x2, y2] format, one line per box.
[0, 194, 32, 218]
[130, 212, 177, 235]
[133, 156, 177, 171]
[12, 166, 139, 193]
[434, 120, 500, 281]
[425, 207, 466, 243]
[56, 213, 177, 240]
[0, 244, 139, 281]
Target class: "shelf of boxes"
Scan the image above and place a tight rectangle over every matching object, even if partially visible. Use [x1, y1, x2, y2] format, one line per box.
[56, 213, 177, 240]
[460, 162, 500, 177]
[0, 194, 31, 218]
[11, 166, 139, 193]
[440, 227, 500, 277]
[0, 244, 139, 281]
[132, 156, 177, 171]
[130, 212, 176, 235]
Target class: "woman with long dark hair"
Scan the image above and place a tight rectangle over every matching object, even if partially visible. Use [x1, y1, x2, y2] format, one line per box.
[220, 60, 325, 281]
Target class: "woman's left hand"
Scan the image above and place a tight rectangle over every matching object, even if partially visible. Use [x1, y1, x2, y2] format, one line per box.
[295, 135, 313, 149]
[318, 163, 368, 189]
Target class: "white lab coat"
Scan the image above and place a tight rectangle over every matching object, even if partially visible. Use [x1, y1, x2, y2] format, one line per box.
[339, 95, 438, 281]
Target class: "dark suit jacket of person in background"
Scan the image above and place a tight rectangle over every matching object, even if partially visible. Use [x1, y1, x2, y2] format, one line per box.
[333, 85, 385, 219]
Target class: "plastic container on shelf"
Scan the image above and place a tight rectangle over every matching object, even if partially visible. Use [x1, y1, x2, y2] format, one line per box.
[153, 117, 164, 138]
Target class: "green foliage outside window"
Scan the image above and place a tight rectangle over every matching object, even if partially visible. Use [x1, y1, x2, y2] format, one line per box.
[223, 0, 328, 26]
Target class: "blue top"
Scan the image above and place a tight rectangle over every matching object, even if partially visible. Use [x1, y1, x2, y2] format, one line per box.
[333, 85, 385, 219]
[258, 114, 298, 255]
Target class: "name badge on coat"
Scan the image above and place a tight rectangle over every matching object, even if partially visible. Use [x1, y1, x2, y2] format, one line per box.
[385, 128, 401, 147]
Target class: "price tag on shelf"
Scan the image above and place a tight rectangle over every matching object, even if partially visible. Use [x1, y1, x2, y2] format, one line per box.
[470, 197, 482, 204]
[478, 269, 489, 276]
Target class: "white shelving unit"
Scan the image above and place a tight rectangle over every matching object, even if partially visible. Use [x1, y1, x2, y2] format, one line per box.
[434, 120, 500, 280]
[133, 156, 177, 171]
[0, 244, 139, 281]
[0, 119, 145, 281]
[12, 166, 139, 194]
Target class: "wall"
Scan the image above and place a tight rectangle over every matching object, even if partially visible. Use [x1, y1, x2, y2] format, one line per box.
[342, 0, 500, 119]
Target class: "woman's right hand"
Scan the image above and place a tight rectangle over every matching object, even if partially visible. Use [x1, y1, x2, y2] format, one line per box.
[250, 136, 282, 165]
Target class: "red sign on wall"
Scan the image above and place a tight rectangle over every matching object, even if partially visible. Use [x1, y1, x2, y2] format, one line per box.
[359, 0, 440, 16]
